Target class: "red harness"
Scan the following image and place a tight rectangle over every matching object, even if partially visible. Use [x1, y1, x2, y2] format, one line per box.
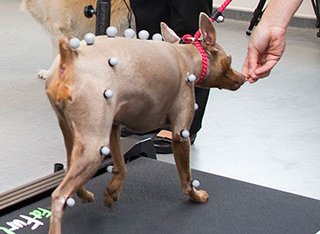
[181, 0, 232, 85]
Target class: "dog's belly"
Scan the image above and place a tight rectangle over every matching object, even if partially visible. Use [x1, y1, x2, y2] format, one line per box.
[114, 91, 176, 133]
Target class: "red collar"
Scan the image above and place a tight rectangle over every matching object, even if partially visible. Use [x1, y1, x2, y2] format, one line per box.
[181, 31, 208, 85]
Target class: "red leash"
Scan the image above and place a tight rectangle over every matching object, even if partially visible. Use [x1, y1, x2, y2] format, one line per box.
[181, 0, 233, 84]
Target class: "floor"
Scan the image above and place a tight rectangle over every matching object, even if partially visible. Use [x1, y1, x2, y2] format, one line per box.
[1, 0, 320, 202]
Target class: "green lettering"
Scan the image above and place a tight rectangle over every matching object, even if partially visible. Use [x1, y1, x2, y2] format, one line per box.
[0, 227, 15, 234]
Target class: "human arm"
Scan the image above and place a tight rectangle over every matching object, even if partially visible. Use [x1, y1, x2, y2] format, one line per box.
[242, 0, 304, 83]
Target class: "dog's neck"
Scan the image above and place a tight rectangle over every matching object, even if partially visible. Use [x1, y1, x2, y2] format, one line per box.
[177, 43, 204, 83]
[180, 35, 208, 85]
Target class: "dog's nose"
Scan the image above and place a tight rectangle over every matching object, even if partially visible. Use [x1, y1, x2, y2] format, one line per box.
[232, 75, 245, 90]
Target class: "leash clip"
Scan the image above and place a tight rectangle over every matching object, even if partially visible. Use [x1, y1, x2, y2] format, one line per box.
[180, 34, 200, 44]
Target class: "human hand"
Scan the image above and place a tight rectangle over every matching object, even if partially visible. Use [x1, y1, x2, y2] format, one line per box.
[242, 25, 287, 83]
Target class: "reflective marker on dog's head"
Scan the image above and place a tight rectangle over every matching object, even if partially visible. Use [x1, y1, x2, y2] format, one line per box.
[84, 33, 95, 45]
[106, 26, 118, 37]
[69, 37, 80, 49]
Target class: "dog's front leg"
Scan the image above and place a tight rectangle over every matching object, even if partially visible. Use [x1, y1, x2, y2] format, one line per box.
[172, 134, 209, 203]
[104, 124, 127, 207]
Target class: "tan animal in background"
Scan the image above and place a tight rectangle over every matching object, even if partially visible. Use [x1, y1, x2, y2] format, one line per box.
[45, 13, 245, 233]
[21, 0, 135, 79]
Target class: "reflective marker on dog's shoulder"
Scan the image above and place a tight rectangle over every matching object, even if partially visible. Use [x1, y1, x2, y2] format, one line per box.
[187, 74, 197, 83]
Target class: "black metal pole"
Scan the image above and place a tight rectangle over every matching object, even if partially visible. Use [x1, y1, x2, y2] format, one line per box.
[246, 0, 267, 35]
[312, 0, 320, 37]
[95, 0, 111, 35]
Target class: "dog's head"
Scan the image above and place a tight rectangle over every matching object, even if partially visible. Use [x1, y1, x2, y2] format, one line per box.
[161, 13, 245, 91]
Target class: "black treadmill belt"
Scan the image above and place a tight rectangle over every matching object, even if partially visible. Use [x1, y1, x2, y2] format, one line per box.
[1, 157, 320, 234]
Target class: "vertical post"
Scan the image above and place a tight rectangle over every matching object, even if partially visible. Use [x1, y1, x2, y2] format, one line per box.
[95, 0, 111, 35]
[312, 0, 320, 37]
[246, 0, 267, 35]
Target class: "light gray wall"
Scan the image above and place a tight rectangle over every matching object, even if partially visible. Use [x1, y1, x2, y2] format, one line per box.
[213, 0, 316, 19]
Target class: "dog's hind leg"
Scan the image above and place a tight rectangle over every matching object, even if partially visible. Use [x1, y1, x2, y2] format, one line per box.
[49, 123, 105, 234]
[104, 124, 127, 207]
[58, 117, 95, 203]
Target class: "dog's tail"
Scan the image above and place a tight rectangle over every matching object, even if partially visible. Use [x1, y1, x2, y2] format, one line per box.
[47, 38, 74, 102]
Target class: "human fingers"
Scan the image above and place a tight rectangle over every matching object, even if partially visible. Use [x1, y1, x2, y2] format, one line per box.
[241, 57, 250, 81]
[254, 59, 277, 77]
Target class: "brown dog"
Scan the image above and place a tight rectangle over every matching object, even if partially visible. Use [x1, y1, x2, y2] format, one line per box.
[45, 13, 245, 233]
[21, 0, 135, 79]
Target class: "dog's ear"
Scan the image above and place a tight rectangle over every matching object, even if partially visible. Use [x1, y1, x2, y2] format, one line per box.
[47, 38, 74, 102]
[199, 13, 217, 51]
[161, 22, 180, 43]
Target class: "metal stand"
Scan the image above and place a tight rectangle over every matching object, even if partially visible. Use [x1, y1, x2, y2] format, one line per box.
[84, 0, 111, 35]
[246, 0, 267, 36]
[312, 0, 320, 37]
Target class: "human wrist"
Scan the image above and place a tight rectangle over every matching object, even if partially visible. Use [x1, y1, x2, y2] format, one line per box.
[258, 0, 303, 31]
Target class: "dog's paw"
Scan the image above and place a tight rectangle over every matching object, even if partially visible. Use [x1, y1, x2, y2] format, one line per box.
[37, 69, 48, 80]
[104, 186, 121, 208]
[104, 193, 115, 208]
[189, 188, 209, 203]
[76, 188, 95, 203]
